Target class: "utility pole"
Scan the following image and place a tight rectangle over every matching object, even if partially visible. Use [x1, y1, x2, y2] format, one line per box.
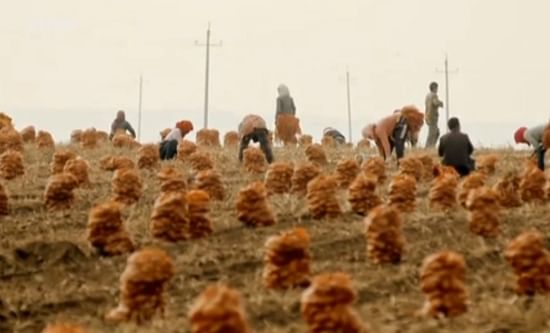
[137, 74, 143, 141]
[195, 23, 222, 129]
[346, 69, 352, 143]
[436, 54, 458, 130]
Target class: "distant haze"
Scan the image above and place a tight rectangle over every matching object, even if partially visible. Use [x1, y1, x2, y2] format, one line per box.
[2, 0, 549, 147]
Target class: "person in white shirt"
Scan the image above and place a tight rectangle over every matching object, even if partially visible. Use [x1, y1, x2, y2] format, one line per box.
[159, 120, 194, 160]
[514, 124, 547, 170]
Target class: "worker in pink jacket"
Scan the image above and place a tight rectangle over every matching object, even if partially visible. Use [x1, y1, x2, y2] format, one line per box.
[238, 114, 274, 163]
[362, 106, 424, 161]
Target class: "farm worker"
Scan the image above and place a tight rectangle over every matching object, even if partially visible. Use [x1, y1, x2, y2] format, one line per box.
[424, 81, 444, 148]
[238, 114, 274, 164]
[274, 84, 300, 145]
[365, 106, 424, 162]
[109, 110, 136, 140]
[514, 124, 547, 170]
[159, 120, 194, 160]
[437, 117, 475, 177]
[322, 127, 346, 144]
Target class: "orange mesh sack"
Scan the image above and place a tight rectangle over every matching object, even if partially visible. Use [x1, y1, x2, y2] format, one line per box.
[186, 190, 213, 239]
[419, 251, 468, 317]
[150, 191, 189, 241]
[519, 162, 546, 204]
[0, 127, 24, 153]
[112, 168, 142, 205]
[157, 165, 187, 194]
[388, 174, 417, 213]
[196, 129, 221, 147]
[493, 171, 522, 208]
[44, 173, 79, 210]
[417, 154, 434, 181]
[428, 173, 459, 211]
[321, 135, 336, 148]
[335, 158, 360, 189]
[477, 154, 498, 175]
[36, 130, 55, 149]
[177, 140, 197, 161]
[457, 171, 486, 208]
[465, 187, 501, 238]
[0, 113, 12, 130]
[348, 173, 382, 216]
[20, 126, 36, 143]
[70, 130, 83, 144]
[235, 181, 276, 227]
[100, 155, 135, 171]
[41, 323, 88, 333]
[50, 150, 76, 175]
[188, 284, 252, 333]
[96, 131, 109, 142]
[305, 144, 327, 165]
[0, 182, 8, 215]
[306, 175, 342, 219]
[398, 156, 423, 181]
[0, 150, 25, 180]
[364, 205, 405, 264]
[112, 133, 140, 149]
[361, 156, 386, 184]
[301, 272, 368, 333]
[243, 147, 267, 174]
[80, 128, 99, 149]
[87, 200, 134, 256]
[195, 169, 225, 201]
[63, 157, 90, 187]
[505, 231, 550, 295]
[291, 162, 321, 196]
[276, 114, 301, 145]
[263, 228, 311, 289]
[106, 248, 175, 324]
[224, 131, 240, 148]
[189, 151, 214, 172]
[299, 134, 313, 147]
[265, 162, 294, 195]
[137, 144, 160, 170]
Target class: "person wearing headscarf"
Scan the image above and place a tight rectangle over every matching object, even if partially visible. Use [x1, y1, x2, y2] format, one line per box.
[274, 84, 300, 145]
[159, 120, 194, 160]
[322, 127, 346, 144]
[275, 84, 296, 120]
[514, 124, 547, 170]
[363, 106, 424, 162]
[238, 114, 274, 163]
[109, 110, 136, 140]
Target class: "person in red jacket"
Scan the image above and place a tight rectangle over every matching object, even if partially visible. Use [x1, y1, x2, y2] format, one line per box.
[514, 124, 547, 170]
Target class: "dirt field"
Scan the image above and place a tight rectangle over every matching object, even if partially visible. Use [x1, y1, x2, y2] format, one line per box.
[2, 142, 550, 333]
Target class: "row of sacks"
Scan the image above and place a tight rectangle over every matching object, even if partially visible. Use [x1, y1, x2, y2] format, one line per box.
[41, 225, 550, 332]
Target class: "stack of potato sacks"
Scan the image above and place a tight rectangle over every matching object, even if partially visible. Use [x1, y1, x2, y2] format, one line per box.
[264, 162, 294, 195]
[87, 201, 134, 256]
[306, 175, 341, 219]
[291, 162, 321, 196]
[106, 248, 175, 323]
[196, 129, 221, 147]
[243, 147, 267, 174]
[188, 284, 252, 333]
[419, 251, 468, 317]
[305, 144, 327, 165]
[505, 231, 550, 295]
[263, 228, 311, 289]
[334, 158, 360, 189]
[236, 181, 276, 227]
[465, 187, 501, 237]
[428, 165, 459, 211]
[223, 131, 240, 148]
[348, 172, 382, 216]
[301, 272, 368, 332]
[364, 205, 404, 264]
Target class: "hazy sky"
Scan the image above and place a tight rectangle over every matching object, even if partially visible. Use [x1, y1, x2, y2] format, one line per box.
[1, 0, 549, 145]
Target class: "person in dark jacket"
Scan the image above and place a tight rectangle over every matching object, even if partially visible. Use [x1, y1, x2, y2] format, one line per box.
[238, 114, 274, 163]
[437, 117, 475, 176]
[109, 110, 136, 140]
[322, 127, 346, 144]
[159, 120, 194, 160]
[275, 84, 296, 121]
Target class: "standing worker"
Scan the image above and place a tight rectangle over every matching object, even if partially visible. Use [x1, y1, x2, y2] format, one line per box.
[109, 110, 136, 140]
[274, 84, 300, 145]
[424, 82, 444, 148]
[514, 125, 547, 170]
[238, 114, 274, 164]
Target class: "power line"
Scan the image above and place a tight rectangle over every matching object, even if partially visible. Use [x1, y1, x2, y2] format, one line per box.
[195, 23, 223, 129]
